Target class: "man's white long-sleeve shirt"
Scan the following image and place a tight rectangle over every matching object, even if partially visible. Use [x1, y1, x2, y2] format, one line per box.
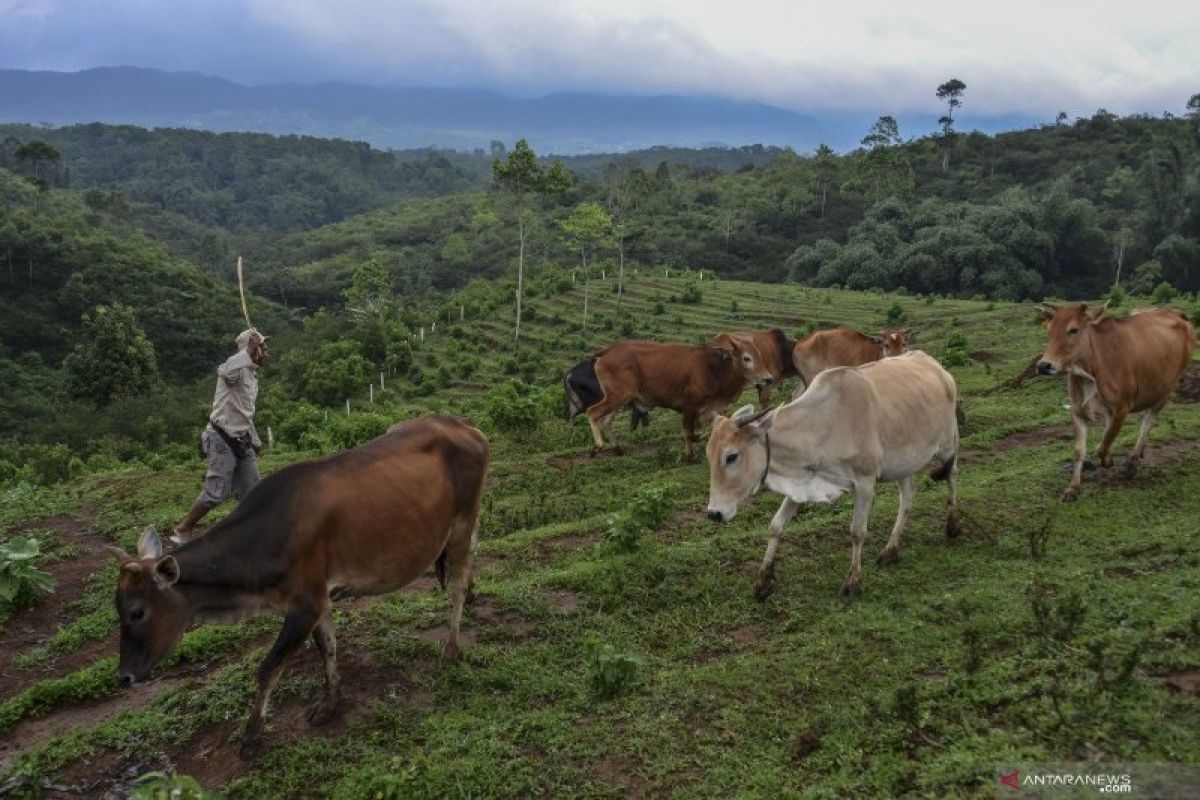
[208, 349, 260, 447]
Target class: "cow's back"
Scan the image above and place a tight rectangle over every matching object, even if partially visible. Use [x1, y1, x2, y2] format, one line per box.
[292, 416, 488, 595]
[1093, 310, 1197, 412]
[596, 341, 731, 410]
[793, 328, 879, 384]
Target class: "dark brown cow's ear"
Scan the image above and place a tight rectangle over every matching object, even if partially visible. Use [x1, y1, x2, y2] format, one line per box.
[154, 555, 180, 588]
[1035, 304, 1056, 321]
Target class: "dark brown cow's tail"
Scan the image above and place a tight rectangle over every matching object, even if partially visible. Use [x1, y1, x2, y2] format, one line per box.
[929, 455, 957, 482]
[564, 357, 603, 421]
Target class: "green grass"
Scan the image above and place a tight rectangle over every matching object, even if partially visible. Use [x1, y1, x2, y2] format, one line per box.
[2, 277, 1198, 797]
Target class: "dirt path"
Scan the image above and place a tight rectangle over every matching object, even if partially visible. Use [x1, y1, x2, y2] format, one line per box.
[547, 441, 665, 470]
[0, 516, 112, 701]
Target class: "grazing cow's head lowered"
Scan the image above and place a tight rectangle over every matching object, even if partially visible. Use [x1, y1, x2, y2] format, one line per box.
[107, 527, 188, 685]
[706, 405, 773, 522]
[710, 334, 774, 387]
[875, 329, 914, 357]
[1036, 302, 1106, 375]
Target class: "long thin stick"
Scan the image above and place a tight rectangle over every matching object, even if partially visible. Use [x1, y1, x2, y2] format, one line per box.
[236, 256, 253, 330]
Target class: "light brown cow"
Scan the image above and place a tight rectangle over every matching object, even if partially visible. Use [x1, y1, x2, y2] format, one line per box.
[706, 351, 960, 599]
[1036, 303, 1197, 501]
[107, 415, 489, 756]
[791, 327, 912, 391]
[564, 338, 770, 459]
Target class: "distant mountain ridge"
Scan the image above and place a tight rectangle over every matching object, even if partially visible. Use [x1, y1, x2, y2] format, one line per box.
[0, 67, 1040, 153]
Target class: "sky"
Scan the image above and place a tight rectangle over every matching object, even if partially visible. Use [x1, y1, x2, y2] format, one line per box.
[2, 0, 1198, 117]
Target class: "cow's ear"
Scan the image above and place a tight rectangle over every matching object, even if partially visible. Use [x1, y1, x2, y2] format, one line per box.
[731, 404, 757, 423]
[869, 335, 884, 347]
[137, 526, 162, 560]
[105, 544, 132, 562]
[1035, 303, 1056, 321]
[153, 555, 180, 589]
[903, 328, 916, 341]
[1086, 301, 1109, 322]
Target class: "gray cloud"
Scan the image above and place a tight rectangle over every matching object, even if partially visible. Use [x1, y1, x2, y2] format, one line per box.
[1, 0, 1197, 116]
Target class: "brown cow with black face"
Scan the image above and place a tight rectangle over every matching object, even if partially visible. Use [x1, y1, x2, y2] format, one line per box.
[791, 327, 913, 392]
[108, 414, 489, 757]
[1036, 302, 1196, 500]
[564, 337, 770, 459]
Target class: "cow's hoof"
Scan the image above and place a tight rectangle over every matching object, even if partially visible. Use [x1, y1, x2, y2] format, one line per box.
[753, 581, 774, 602]
[613, 445, 625, 456]
[875, 548, 900, 566]
[1119, 460, 1139, 480]
[840, 581, 860, 599]
[238, 735, 264, 760]
[306, 693, 341, 727]
[945, 514, 962, 540]
[441, 639, 461, 662]
[589, 447, 601, 458]
[1060, 488, 1079, 503]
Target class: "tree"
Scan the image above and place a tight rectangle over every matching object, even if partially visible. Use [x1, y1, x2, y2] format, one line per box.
[936, 79, 967, 171]
[492, 139, 571, 344]
[343, 258, 394, 322]
[64, 304, 159, 407]
[862, 116, 902, 149]
[14, 140, 60, 187]
[1186, 93, 1200, 119]
[602, 163, 637, 314]
[560, 202, 615, 334]
[813, 144, 838, 219]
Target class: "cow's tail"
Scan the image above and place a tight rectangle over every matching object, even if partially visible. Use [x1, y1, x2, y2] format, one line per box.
[435, 547, 448, 590]
[564, 357, 603, 421]
[630, 403, 651, 430]
[929, 454, 957, 482]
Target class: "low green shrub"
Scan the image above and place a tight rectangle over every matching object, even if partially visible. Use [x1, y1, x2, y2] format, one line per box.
[587, 644, 642, 700]
[0, 536, 57, 613]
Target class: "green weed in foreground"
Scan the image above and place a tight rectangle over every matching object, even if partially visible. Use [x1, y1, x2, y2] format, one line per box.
[0, 536, 57, 613]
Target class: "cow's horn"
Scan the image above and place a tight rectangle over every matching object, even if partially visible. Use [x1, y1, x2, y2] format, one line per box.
[736, 408, 772, 428]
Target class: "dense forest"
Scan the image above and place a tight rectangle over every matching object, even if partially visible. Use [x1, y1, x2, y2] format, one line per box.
[1, 105, 1198, 467]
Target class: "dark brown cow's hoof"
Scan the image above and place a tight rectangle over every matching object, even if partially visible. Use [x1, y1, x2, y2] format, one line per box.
[1060, 488, 1079, 503]
[875, 547, 900, 566]
[840, 580, 860, 599]
[306, 692, 342, 727]
[613, 445, 625, 456]
[753, 581, 774, 602]
[441, 639, 461, 662]
[945, 513, 962, 539]
[589, 447, 601, 458]
[238, 735, 264, 760]
[1119, 460, 1139, 480]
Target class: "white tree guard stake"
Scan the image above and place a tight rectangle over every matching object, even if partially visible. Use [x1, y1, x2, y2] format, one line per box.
[345, 399, 350, 416]
[602, 269, 606, 280]
[664, 268, 669, 278]
[460, 304, 465, 320]
[380, 372, 385, 390]
[267, 426, 274, 448]
[432, 321, 437, 333]
[420, 327, 425, 342]
[369, 384, 374, 404]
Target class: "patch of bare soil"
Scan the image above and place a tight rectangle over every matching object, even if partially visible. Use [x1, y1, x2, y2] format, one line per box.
[546, 442, 663, 470]
[1159, 670, 1200, 695]
[545, 590, 581, 615]
[0, 516, 112, 700]
[994, 425, 1073, 454]
[532, 530, 601, 560]
[1175, 363, 1200, 404]
[416, 593, 536, 646]
[593, 755, 657, 800]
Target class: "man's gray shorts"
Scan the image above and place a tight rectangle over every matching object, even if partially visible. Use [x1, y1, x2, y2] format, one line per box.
[196, 429, 260, 510]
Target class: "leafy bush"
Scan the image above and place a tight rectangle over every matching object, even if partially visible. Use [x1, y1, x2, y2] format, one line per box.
[302, 340, 372, 406]
[1150, 281, 1178, 304]
[885, 302, 906, 325]
[604, 485, 673, 553]
[131, 771, 222, 800]
[586, 644, 642, 700]
[652, 301, 665, 315]
[940, 332, 973, 368]
[679, 282, 703, 304]
[484, 381, 543, 433]
[0, 537, 56, 613]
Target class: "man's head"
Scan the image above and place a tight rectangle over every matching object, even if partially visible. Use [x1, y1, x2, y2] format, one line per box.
[1036, 303, 1105, 375]
[236, 328, 269, 365]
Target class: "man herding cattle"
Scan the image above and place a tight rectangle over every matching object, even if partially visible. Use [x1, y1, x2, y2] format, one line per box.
[172, 328, 268, 544]
[706, 351, 960, 600]
[1036, 303, 1196, 501]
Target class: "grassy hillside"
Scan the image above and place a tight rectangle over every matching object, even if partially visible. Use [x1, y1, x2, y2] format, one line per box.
[2, 277, 1198, 797]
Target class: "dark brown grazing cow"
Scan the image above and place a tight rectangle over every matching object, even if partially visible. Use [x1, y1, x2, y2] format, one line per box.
[791, 327, 912, 390]
[107, 414, 489, 756]
[564, 338, 770, 459]
[1036, 303, 1196, 501]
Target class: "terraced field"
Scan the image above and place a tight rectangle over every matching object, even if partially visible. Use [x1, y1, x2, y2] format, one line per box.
[2, 275, 1199, 798]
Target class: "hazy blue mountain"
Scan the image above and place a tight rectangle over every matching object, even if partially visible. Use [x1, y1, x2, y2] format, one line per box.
[0, 66, 1041, 153]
